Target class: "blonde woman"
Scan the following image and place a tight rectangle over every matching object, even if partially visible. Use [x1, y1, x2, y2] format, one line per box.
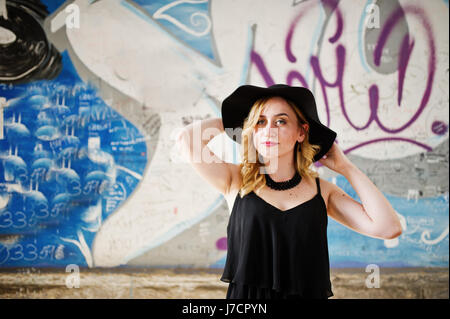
[177, 84, 403, 299]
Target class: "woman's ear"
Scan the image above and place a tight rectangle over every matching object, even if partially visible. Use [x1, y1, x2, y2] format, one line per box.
[297, 124, 308, 142]
[302, 123, 309, 134]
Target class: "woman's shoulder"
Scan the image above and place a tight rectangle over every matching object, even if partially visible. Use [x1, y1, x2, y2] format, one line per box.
[315, 176, 332, 192]
[315, 176, 334, 211]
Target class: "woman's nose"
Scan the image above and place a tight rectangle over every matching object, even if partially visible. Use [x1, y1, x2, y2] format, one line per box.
[263, 123, 278, 137]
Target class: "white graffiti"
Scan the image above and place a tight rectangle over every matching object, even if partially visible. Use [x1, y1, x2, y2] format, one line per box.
[421, 226, 449, 245]
[153, 0, 211, 37]
[407, 189, 419, 203]
[61, 229, 93, 267]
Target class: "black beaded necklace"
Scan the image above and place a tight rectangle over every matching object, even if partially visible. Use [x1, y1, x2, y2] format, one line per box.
[265, 171, 302, 191]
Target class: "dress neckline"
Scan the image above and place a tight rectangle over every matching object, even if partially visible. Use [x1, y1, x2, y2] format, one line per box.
[250, 191, 320, 213]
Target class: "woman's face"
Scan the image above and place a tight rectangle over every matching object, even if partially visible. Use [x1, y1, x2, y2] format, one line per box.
[252, 97, 308, 161]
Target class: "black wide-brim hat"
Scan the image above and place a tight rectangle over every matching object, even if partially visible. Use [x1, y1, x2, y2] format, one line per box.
[221, 84, 337, 162]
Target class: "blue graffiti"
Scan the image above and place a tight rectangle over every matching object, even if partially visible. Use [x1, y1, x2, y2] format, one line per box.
[127, 0, 215, 61]
[0, 51, 147, 267]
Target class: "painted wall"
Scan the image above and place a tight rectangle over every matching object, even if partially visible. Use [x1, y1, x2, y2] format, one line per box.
[0, 0, 448, 269]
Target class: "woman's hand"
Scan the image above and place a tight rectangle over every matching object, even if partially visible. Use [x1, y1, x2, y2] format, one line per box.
[318, 141, 353, 174]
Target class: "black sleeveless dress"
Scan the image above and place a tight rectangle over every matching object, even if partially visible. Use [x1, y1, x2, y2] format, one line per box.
[220, 177, 334, 299]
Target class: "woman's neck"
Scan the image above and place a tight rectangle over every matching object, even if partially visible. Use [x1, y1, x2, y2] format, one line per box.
[262, 151, 297, 182]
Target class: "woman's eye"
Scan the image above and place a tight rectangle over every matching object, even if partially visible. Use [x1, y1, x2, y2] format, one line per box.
[257, 119, 286, 125]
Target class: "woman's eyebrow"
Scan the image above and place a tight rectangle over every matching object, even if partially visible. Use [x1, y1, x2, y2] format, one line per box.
[259, 113, 289, 118]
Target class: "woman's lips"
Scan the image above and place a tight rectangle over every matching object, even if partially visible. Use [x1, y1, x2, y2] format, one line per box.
[262, 142, 278, 146]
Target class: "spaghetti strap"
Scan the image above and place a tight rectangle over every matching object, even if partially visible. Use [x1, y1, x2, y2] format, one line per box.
[315, 177, 321, 195]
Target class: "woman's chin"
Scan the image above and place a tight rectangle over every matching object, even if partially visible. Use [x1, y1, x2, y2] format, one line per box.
[258, 153, 279, 162]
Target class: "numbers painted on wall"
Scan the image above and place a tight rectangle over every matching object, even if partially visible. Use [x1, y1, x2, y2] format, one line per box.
[0, 243, 64, 265]
[0, 202, 62, 230]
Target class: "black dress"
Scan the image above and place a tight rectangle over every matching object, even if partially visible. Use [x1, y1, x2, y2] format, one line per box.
[220, 177, 334, 299]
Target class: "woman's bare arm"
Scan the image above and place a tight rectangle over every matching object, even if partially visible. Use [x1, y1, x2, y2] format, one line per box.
[326, 163, 403, 240]
[319, 142, 402, 240]
[176, 117, 238, 196]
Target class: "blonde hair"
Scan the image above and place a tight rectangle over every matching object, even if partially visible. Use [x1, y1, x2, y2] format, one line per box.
[238, 96, 321, 198]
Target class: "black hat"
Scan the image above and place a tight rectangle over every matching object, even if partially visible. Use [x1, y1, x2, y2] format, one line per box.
[221, 84, 337, 162]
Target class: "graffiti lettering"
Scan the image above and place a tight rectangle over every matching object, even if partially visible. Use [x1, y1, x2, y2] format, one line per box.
[252, 3, 437, 154]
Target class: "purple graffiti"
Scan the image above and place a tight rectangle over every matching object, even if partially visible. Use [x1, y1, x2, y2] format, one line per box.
[216, 237, 227, 250]
[398, 34, 415, 106]
[250, 2, 439, 158]
[374, 5, 436, 133]
[285, 6, 307, 63]
[286, 70, 309, 89]
[321, 0, 343, 44]
[250, 51, 275, 86]
[285, 0, 343, 63]
[432, 121, 448, 136]
[309, 44, 345, 127]
[341, 137, 433, 154]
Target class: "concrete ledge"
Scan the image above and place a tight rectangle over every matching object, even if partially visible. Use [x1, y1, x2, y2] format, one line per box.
[0, 267, 447, 299]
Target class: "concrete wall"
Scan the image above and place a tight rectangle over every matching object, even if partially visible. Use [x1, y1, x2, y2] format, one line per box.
[0, 0, 448, 274]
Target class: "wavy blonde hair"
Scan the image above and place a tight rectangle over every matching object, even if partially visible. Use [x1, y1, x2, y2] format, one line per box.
[238, 96, 321, 198]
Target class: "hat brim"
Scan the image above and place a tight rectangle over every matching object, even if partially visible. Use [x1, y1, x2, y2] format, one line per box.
[221, 84, 337, 162]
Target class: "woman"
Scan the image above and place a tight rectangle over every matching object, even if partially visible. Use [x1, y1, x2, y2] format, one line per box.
[176, 84, 403, 299]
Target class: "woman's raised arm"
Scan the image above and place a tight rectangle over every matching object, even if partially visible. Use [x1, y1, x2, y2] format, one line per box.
[176, 117, 239, 196]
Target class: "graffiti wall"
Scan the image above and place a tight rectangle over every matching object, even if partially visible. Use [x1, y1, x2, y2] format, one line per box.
[0, 0, 448, 269]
